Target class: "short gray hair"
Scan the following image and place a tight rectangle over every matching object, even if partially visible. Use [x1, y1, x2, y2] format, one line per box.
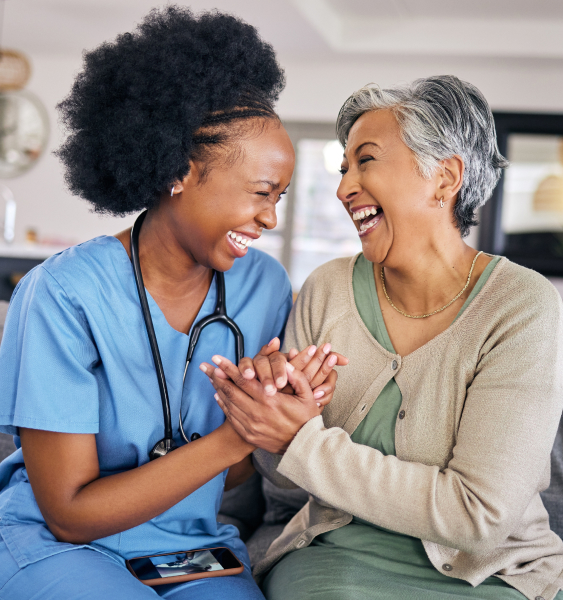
[336, 75, 508, 237]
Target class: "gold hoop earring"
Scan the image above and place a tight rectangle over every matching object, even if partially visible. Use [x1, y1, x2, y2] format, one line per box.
[439, 197, 444, 208]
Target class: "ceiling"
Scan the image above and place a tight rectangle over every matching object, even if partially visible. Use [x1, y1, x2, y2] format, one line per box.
[295, 0, 563, 58]
[5, 0, 563, 61]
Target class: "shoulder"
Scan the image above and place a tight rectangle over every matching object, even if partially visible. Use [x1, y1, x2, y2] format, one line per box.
[486, 258, 563, 318]
[289, 255, 357, 338]
[12, 237, 123, 315]
[298, 255, 356, 305]
[228, 248, 290, 290]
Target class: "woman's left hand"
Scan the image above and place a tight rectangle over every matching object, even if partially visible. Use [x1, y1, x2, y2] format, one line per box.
[200, 357, 321, 454]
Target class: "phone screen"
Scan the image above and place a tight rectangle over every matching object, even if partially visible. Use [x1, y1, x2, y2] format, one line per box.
[129, 548, 240, 581]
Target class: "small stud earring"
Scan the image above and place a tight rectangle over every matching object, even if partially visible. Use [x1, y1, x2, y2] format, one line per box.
[170, 186, 175, 197]
[439, 197, 444, 208]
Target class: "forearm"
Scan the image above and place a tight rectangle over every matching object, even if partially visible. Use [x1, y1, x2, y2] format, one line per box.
[277, 416, 554, 555]
[22, 423, 253, 544]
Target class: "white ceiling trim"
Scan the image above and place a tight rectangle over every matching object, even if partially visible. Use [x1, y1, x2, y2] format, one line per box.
[292, 0, 563, 59]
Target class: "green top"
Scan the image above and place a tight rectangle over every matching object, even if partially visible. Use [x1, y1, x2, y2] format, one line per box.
[263, 253, 552, 600]
[350, 252, 501, 458]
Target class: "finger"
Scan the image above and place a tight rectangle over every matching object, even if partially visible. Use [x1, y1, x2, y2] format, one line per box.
[200, 362, 228, 380]
[287, 345, 317, 371]
[312, 370, 338, 406]
[333, 352, 349, 366]
[309, 353, 338, 388]
[301, 343, 332, 383]
[258, 352, 289, 391]
[285, 363, 314, 402]
[257, 337, 281, 359]
[288, 348, 299, 360]
[252, 354, 278, 396]
[237, 357, 256, 380]
[211, 355, 265, 398]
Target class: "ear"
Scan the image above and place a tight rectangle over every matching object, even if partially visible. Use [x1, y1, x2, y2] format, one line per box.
[435, 155, 464, 204]
[169, 161, 201, 196]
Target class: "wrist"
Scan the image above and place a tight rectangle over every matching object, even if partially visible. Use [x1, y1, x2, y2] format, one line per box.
[218, 421, 255, 462]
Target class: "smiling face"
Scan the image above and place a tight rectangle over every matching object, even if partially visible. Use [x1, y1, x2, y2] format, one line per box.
[163, 119, 295, 272]
[337, 109, 444, 267]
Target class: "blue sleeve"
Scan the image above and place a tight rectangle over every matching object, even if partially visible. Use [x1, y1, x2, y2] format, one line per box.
[0, 267, 100, 435]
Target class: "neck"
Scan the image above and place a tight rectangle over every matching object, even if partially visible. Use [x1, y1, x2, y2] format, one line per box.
[378, 232, 480, 316]
[136, 208, 211, 301]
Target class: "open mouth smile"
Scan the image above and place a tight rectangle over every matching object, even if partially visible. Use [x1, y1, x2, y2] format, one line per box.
[352, 206, 383, 237]
[226, 230, 257, 257]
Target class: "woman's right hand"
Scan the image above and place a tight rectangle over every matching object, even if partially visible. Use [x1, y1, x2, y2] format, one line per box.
[235, 338, 349, 408]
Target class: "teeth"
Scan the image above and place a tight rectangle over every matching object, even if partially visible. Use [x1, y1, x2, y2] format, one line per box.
[228, 231, 256, 250]
[353, 207, 379, 220]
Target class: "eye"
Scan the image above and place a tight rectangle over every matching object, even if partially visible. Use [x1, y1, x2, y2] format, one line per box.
[339, 167, 348, 176]
[256, 192, 270, 197]
[359, 156, 374, 166]
[278, 190, 288, 201]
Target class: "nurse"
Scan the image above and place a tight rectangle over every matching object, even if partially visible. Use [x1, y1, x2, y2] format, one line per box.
[0, 6, 336, 599]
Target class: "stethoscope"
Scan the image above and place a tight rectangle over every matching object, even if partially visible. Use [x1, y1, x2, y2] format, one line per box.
[130, 211, 244, 460]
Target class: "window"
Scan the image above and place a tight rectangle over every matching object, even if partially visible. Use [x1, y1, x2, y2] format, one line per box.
[254, 122, 360, 289]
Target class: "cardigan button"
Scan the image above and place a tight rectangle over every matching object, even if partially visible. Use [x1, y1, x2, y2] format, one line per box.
[391, 359, 398, 370]
[535, 597, 545, 600]
[442, 563, 453, 571]
[297, 539, 306, 548]
[398, 410, 406, 420]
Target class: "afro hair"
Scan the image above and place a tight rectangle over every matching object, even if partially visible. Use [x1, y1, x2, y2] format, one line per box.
[55, 6, 286, 215]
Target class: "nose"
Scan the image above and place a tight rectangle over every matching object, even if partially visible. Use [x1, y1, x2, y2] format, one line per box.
[257, 203, 277, 231]
[337, 171, 361, 206]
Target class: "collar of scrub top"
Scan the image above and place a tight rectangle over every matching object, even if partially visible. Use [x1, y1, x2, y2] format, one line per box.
[130, 210, 245, 460]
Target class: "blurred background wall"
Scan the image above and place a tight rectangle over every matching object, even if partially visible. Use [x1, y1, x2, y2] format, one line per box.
[1, 0, 563, 290]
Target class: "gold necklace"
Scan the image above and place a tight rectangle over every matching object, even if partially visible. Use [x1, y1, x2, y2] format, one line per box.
[380, 251, 483, 319]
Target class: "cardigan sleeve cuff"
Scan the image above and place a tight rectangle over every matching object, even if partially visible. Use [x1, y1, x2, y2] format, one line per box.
[277, 415, 326, 481]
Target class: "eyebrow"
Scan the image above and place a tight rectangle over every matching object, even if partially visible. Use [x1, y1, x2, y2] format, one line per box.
[354, 142, 380, 156]
[249, 179, 280, 189]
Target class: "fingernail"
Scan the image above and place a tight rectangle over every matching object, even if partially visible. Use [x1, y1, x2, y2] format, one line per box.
[323, 343, 331, 355]
[208, 377, 213, 384]
[268, 338, 277, 346]
[316, 402, 321, 407]
[314, 390, 325, 399]
[244, 369, 255, 378]
[200, 364, 208, 373]
[212, 356, 222, 365]
[307, 345, 317, 357]
[214, 393, 219, 400]
[286, 362, 295, 373]
[276, 377, 286, 387]
[328, 354, 337, 367]
[265, 384, 276, 396]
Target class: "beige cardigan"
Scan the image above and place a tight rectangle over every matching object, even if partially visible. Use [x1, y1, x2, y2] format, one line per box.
[253, 255, 563, 600]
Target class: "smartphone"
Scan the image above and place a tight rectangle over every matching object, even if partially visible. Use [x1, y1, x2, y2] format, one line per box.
[126, 547, 244, 587]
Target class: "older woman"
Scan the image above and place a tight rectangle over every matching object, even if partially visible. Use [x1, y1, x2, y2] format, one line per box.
[206, 75, 563, 600]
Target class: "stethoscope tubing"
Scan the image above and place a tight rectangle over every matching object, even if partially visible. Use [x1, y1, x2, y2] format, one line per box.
[130, 211, 245, 459]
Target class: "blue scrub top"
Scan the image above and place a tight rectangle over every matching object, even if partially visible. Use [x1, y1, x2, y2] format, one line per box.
[0, 236, 292, 575]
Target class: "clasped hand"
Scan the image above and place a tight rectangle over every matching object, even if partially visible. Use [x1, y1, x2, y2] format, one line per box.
[200, 338, 348, 454]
